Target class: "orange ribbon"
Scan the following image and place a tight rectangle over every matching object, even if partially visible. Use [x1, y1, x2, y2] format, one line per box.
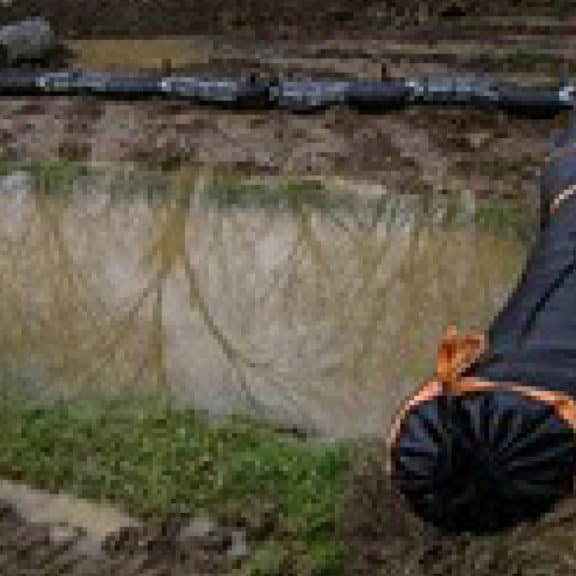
[386, 326, 576, 475]
[436, 325, 486, 392]
[386, 326, 485, 461]
[550, 183, 576, 215]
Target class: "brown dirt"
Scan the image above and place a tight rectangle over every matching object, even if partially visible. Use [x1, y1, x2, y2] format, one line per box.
[0, 0, 566, 39]
[0, 92, 556, 201]
[341, 445, 576, 576]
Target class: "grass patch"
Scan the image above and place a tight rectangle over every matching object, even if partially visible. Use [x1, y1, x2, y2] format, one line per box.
[201, 177, 334, 211]
[0, 390, 350, 574]
[475, 197, 537, 244]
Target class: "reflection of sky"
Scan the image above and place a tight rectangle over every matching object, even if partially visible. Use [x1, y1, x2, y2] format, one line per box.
[0, 165, 529, 437]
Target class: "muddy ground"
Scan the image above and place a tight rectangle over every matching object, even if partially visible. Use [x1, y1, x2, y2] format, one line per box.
[0, 1, 572, 195]
[1, 3, 576, 576]
[342, 445, 576, 576]
[0, 95, 552, 197]
[0, 3, 571, 194]
[0, 34, 566, 198]
[5, 453, 576, 576]
[1, 0, 570, 38]
[0, 498, 258, 575]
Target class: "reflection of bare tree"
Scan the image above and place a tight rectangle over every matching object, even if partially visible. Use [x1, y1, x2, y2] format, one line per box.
[0, 166, 154, 394]
[0, 168, 111, 385]
[148, 169, 266, 406]
[163, 170, 313, 417]
[0, 165, 528, 435]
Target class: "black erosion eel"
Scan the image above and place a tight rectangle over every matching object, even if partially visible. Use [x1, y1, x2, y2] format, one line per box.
[0, 69, 572, 116]
[388, 120, 576, 533]
[0, 18, 572, 116]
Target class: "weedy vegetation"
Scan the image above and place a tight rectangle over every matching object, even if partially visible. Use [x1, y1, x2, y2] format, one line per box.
[0, 380, 351, 575]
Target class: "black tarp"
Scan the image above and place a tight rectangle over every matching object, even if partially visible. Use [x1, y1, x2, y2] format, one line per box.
[392, 126, 576, 532]
[476, 125, 576, 392]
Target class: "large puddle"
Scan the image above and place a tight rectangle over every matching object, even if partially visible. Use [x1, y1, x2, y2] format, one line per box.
[0, 163, 534, 437]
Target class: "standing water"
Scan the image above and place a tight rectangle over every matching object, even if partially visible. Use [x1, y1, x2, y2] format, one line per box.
[0, 162, 533, 437]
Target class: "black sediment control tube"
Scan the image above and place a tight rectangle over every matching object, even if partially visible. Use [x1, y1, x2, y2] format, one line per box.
[392, 133, 576, 533]
[0, 70, 572, 114]
[497, 83, 574, 116]
[391, 390, 576, 532]
[346, 80, 412, 110]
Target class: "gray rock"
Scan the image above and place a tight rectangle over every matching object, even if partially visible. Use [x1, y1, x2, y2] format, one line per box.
[49, 522, 83, 545]
[227, 529, 249, 561]
[467, 131, 492, 150]
[180, 512, 217, 540]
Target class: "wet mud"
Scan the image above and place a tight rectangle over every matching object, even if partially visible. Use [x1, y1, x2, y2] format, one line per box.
[0, 16, 567, 194]
[0, 0, 556, 39]
[0, 93, 557, 199]
[3, 457, 576, 576]
[342, 445, 576, 576]
[0, 498, 255, 575]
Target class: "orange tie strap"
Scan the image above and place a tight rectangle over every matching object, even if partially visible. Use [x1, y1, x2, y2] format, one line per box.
[386, 326, 576, 473]
[386, 326, 485, 460]
[550, 183, 576, 215]
[436, 325, 486, 393]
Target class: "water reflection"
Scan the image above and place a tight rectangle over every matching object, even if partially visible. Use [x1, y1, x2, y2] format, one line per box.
[0, 164, 531, 437]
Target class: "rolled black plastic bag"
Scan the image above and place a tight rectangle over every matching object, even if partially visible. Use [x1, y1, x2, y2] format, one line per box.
[389, 125, 576, 532]
[391, 389, 576, 532]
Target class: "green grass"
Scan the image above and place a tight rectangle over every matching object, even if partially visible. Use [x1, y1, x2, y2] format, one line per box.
[475, 197, 537, 244]
[0, 389, 350, 574]
[202, 177, 337, 212]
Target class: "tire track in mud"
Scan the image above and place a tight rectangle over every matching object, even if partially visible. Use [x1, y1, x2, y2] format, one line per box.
[0, 479, 135, 575]
[0, 479, 250, 575]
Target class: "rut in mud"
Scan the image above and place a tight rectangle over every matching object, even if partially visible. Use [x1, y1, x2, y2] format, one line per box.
[0, 497, 255, 575]
[4, 461, 576, 576]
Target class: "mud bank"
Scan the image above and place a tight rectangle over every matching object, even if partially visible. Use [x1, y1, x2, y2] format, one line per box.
[0, 0, 565, 39]
[0, 0, 568, 191]
[342, 446, 576, 576]
[0, 15, 567, 191]
[0, 96, 555, 196]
